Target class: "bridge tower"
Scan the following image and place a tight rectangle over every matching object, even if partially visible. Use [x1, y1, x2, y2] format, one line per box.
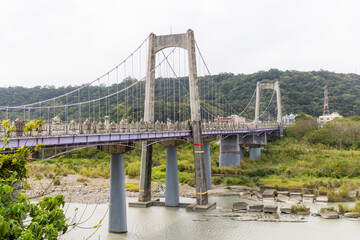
[255, 80, 282, 125]
[139, 30, 210, 207]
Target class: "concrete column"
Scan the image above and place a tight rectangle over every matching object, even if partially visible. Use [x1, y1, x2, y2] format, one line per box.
[187, 30, 208, 205]
[203, 141, 212, 189]
[109, 153, 127, 233]
[139, 33, 156, 202]
[275, 80, 282, 125]
[249, 147, 261, 160]
[255, 82, 260, 124]
[165, 146, 179, 207]
[240, 147, 244, 160]
[219, 135, 240, 167]
[139, 141, 152, 202]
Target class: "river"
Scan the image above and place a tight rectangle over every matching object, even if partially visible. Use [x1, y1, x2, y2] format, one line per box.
[60, 196, 360, 240]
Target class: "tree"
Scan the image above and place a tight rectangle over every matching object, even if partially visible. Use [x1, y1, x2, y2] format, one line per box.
[0, 120, 68, 240]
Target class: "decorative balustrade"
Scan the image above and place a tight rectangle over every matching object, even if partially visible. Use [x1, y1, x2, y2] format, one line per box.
[0, 116, 279, 139]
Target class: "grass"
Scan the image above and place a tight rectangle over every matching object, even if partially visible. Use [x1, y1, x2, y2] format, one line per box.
[290, 204, 309, 214]
[125, 182, 139, 192]
[337, 201, 360, 214]
[26, 137, 360, 197]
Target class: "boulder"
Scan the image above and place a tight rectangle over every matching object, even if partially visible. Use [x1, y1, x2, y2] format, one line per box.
[233, 202, 248, 211]
[277, 191, 289, 196]
[316, 196, 328, 203]
[263, 197, 275, 203]
[280, 206, 292, 214]
[277, 194, 289, 202]
[262, 189, 275, 198]
[320, 210, 339, 219]
[303, 194, 315, 203]
[252, 190, 263, 199]
[249, 204, 264, 212]
[289, 193, 302, 201]
[264, 205, 278, 213]
[288, 198, 301, 204]
[344, 212, 360, 218]
[239, 191, 251, 198]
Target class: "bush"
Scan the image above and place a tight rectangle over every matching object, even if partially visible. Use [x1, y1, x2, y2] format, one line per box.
[125, 162, 141, 178]
[291, 204, 309, 214]
[212, 176, 224, 185]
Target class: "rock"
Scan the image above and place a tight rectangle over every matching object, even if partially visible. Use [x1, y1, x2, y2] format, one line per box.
[288, 198, 301, 204]
[249, 204, 264, 212]
[277, 191, 288, 196]
[311, 212, 321, 217]
[252, 190, 262, 199]
[277, 194, 289, 202]
[320, 210, 339, 219]
[289, 193, 302, 202]
[316, 196, 328, 203]
[349, 191, 357, 198]
[344, 212, 360, 218]
[264, 205, 278, 213]
[303, 194, 315, 203]
[233, 202, 248, 211]
[263, 197, 275, 203]
[280, 206, 292, 214]
[239, 190, 251, 197]
[262, 189, 275, 198]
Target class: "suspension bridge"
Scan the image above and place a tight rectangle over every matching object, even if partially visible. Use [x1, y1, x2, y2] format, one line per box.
[0, 30, 284, 233]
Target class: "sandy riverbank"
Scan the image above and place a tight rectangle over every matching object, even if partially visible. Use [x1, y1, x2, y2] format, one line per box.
[24, 174, 251, 203]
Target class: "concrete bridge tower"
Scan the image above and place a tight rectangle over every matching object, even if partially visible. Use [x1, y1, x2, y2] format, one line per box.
[139, 29, 210, 207]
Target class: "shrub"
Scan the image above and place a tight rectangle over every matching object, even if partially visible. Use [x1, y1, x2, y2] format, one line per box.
[125, 162, 141, 178]
[212, 176, 224, 185]
[291, 204, 309, 214]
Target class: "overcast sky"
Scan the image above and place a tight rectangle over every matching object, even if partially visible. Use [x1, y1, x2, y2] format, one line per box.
[1, 0, 359, 88]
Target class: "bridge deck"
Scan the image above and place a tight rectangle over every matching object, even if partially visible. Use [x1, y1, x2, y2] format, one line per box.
[1, 127, 279, 149]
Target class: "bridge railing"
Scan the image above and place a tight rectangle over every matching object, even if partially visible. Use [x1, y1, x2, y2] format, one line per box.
[0, 116, 279, 139]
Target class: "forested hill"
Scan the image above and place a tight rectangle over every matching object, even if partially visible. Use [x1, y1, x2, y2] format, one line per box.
[1, 69, 360, 120]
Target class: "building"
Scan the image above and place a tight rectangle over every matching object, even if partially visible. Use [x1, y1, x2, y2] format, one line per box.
[317, 112, 343, 126]
[282, 113, 296, 125]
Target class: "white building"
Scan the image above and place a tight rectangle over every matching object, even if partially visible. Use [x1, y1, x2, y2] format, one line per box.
[317, 112, 343, 126]
[282, 113, 296, 125]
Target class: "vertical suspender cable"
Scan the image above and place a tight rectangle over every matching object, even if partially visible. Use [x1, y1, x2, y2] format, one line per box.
[116, 67, 119, 123]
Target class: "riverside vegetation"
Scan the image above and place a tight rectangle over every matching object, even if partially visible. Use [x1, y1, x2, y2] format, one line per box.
[27, 114, 360, 202]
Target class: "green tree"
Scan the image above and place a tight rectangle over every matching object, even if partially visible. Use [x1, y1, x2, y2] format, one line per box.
[0, 120, 68, 240]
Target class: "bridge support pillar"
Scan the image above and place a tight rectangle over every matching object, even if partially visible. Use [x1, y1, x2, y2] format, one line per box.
[240, 147, 245, 160]
[109, 153, 127, 233]
[203, 135, 216, 189]
[98, 145, 133, 233]
[249, 146, 261, 160]
[203, 141, 212, 189]
[139, 142, 153, 202]
[219, 135, 240, 167]
[165, 146, 179, 207]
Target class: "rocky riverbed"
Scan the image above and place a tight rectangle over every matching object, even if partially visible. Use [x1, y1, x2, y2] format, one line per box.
[24, 174, 244, 203]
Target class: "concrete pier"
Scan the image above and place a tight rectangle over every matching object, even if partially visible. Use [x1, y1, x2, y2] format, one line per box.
[165, 146, 179, 207]
[219, 135, 240, 167]
[109, 153, 127, 233]
[240, 147, 245, 160]
[249, 147, 261, 160]
[203, 141, 212, 189]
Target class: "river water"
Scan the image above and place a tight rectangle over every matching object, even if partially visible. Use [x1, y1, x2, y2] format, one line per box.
[60, 196, 360, 240]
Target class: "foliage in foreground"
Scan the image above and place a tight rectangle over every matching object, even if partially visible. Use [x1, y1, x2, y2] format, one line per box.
[0, 120, 69, 240]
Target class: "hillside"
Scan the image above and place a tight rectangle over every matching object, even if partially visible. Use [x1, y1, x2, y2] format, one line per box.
[1, 69, 360, 121]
